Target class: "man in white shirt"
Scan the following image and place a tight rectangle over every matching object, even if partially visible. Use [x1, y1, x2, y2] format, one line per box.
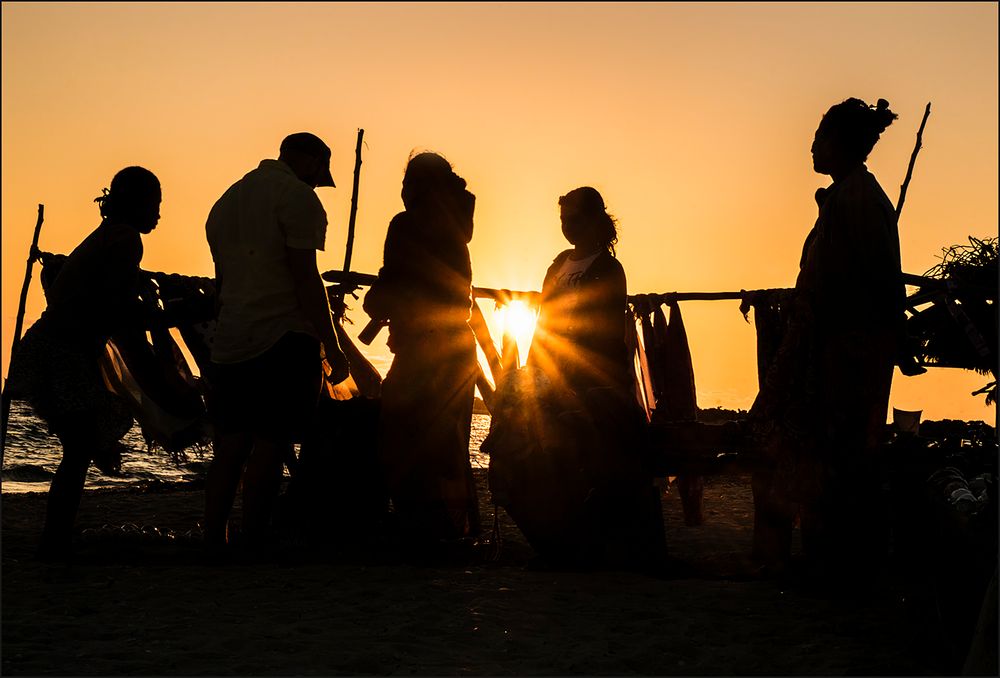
[204, 132, 350, 549]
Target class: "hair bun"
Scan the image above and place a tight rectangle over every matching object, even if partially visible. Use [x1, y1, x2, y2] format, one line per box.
[876, 98, 890, 111]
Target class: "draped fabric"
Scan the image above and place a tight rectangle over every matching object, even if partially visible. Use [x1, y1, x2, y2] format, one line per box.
[632, 297, 702, 524]
[630, 297, 698, 422]
[8, 252, 215, 459]
[657, 302, 698, 422]
[484, 365, 664, 568]
[486, 250, 666, 568]
[364, 206, 480, 542]
[747, 165, 903, 569]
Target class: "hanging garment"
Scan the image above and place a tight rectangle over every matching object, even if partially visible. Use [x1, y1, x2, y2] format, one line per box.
[740, 289, 795, 389]
[624, 312, 654, 421]
[654, 301, 698, 422]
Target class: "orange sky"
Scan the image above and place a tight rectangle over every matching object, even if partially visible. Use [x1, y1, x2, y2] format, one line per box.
[2, 2, 997, 423]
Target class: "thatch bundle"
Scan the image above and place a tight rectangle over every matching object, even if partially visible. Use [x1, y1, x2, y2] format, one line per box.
[908, 236, 997, 405]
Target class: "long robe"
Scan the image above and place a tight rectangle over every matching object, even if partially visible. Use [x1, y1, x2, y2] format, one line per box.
[750, 165, 903, 568]
[363, 204, 480, 542]
[488, 249, 666, 568]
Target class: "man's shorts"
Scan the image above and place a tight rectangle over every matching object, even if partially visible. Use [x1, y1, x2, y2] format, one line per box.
[208, 331, 323, 444]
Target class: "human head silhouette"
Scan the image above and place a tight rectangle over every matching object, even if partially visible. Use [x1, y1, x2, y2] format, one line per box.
[401, 151, 475, 242]
[401, 152, 465, 206]
[97, 166, 162, 234]
[812, 98, 897, 177]
[558, 186, 618, 255]
[279, 132, 335, 188]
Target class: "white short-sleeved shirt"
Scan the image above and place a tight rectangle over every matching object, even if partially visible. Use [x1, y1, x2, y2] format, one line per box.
[206, 159, 328, 363]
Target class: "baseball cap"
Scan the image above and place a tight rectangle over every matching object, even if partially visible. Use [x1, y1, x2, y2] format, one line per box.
[280, 132, 335, 187]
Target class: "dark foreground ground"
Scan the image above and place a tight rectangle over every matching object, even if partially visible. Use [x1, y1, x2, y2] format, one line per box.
[2, 471, 993, 675]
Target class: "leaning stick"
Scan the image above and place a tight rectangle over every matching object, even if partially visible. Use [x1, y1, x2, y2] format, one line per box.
[343, 128, 364, 276]
[896, 102, 931, 220]
[1, 204, 45, 461]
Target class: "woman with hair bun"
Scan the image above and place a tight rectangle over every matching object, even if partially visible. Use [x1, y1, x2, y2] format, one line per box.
[750, 98, 905, 584]
[7, 166, 165, 559]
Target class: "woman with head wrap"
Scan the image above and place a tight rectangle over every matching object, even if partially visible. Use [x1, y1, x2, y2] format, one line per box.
[750, 98, 904, 584]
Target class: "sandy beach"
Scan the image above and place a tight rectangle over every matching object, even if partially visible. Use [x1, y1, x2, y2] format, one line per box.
[2, 470, 963, 676]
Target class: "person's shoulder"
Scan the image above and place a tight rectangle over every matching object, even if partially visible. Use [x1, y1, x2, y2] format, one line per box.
[592, 250, 624, 274]
[838, 165, 882, 197]
[543, 249, 573, 277]
[550, 248, 574, 266]
[210, 174, 248, 209]
[84, 221, 141, 264]
[103, 220, 141, 246]
[840, 167, 895, 216]
[252, 159, 313, 196]
[386, 211, 414, 235]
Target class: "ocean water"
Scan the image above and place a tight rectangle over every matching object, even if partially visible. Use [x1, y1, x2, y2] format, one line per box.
[0, 400, 492, 494]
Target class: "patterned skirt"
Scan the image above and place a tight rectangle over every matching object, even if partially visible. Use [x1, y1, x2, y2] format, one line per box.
[7, 318, 133, 456]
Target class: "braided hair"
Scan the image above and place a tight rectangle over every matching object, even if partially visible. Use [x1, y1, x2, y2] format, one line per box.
[94, 166, 161, 225]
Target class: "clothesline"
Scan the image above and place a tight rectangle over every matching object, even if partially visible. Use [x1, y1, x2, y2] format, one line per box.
[319, 268, 800, 308]
[31, 252, 954, 309]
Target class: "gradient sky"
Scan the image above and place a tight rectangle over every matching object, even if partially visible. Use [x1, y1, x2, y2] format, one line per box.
[3, 2, 997, 422]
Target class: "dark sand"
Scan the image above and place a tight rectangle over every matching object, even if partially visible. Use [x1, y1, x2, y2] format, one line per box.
[2, 472, 953, 675]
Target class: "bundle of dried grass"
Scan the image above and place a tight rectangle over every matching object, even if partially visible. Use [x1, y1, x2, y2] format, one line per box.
[910, 236, 997, 405]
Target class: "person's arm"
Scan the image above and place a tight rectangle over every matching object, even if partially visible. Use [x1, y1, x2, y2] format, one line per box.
[362, 213, 411, 322]
[286, 246, 350, 384]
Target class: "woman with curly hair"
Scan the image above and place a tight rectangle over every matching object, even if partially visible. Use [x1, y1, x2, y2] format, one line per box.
[487, 186, 666, 572]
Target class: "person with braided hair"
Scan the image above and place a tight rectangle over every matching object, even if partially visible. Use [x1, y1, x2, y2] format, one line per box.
[7, 166, 165, 559]
[749, 98, 905, 585]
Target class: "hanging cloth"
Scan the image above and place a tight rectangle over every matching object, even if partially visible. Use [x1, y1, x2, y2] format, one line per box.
[624, 310, 654, 421]
[653, 301, 698, 422]
[740, 289, 794, 389]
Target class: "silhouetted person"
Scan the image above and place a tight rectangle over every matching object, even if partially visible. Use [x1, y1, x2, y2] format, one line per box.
[6, 166, 165, 560]
[362, 151, 480, 547]
[488, 187, 666, 571]
[203, 132, 350, 550]
[528, 187, 635, 396]
[749, 98, 904, 584]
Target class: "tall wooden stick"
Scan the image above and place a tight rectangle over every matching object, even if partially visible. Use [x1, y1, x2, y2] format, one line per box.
[343, 128, 364, 275]
[896, 102, 931, 220]
[2, 204, 45, 460]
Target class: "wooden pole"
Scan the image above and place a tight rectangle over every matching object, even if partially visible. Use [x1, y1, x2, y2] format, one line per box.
[2, 204, 45, 460]
[327, 129, 371, 385]
[343, 128, 364, 275]
[896, 102, 931, 221]
[323, 268, 795, 306]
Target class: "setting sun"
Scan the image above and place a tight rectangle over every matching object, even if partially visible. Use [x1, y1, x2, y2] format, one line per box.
[496, 300, 538, 365]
